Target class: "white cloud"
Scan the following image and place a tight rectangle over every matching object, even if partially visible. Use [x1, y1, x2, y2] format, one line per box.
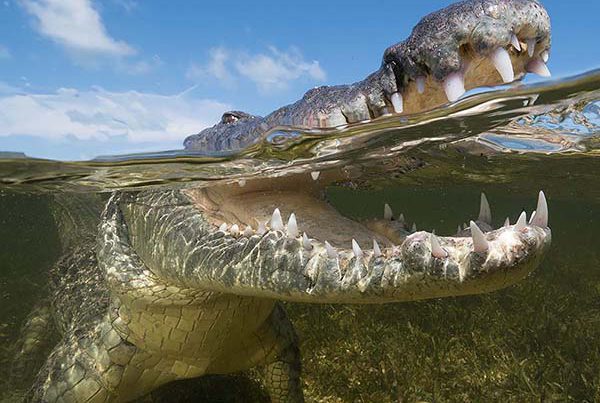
[0, 86, 230, 145]
[188, 46, 326, 93]
[0, 45, 10, 59]
[112, 0, 137, 12]
[117, 54, 163, 75]
[0, 82, 20, 94]
[20, 0, 134, 56]
[186, 47, 235, 86]
[236, 46, 326, 92]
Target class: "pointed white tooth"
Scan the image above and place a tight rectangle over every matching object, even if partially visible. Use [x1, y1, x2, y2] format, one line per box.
[457, 225, 462, 234]
[325, 241, 338, 258]
[531, 190, 548, 227]
[510, 33, 522, 51]
[430, 233, 447, 258]
[310, 171, 320, 181]
[443, 72, 465, 102]
[526, 39, 536, 57]
[514, 211, 527, 230]
[372, 239, 381, 257]
[237, 179, 246, 187]
[411, 223, 417, 232]
[219, 223, 228, 232]
[390, 92, 403, 113]
[416, 76, 426, 94]
[490, 47, 514, 83]
[270, 208, 284, 231]
[351, 239, 363, 258]
[470, 220, 489, 253]
[541, 50, 549, 63]
[478, 192, 492, 225]
[463, 222, 468, 230]
[503, 217, 510, 227]
[230, 224, 239, 235]
[384, 203, 393, 220]
[526, 58, 551, 77]
[398, 213, 405, 224]
[287, 213, 299, 238]
[243, 225, 253, 237]
[302, 232, 312, 250]
[528, 210, 536, 224]
[257, 220, 267, 235]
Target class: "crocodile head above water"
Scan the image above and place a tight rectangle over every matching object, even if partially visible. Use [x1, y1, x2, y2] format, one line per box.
[31, 1, 553, 402]
[184, 0, 551, 152]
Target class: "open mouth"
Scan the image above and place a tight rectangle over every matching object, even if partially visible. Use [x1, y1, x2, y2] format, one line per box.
[183, 171, 551, 301]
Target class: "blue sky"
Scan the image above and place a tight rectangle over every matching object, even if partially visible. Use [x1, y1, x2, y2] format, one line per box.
[0, 0, 598, 160]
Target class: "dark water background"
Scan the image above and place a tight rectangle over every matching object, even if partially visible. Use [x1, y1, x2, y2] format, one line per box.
[1, 70, 599, 401]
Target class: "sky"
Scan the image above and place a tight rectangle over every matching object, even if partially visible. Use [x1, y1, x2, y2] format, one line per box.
[0, 0, 598, 160]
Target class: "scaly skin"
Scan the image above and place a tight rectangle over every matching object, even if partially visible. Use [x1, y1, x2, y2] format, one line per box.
[25, 1, 553, 402]
[184, 0, 550, 153]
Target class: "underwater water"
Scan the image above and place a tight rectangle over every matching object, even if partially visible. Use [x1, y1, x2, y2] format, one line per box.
[1, 69, 599, 402]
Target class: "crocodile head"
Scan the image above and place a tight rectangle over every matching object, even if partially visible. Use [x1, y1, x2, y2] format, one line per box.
[184, 0, 551, 152]
[115, 0, 552, 303]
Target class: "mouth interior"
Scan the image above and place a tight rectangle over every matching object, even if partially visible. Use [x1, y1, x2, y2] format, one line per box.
[185, 174, 392, 249]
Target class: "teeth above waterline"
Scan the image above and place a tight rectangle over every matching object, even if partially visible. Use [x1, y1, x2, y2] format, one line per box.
[390, 92, 403, 113]
[510, 33, 522, 51]
[541, 50, 549, 63]
[416, 76, 426, 94]
[311, 171, 320, 181]
[490, 47, 514, 83]
[526, 38, 536, 57]
[443, 72, 465, 102]
[243, 225, 253, 237]
[526, 58, 551, 77]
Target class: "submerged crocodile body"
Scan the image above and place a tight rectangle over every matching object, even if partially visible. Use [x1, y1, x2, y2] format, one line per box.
[23, 1, 553, 401]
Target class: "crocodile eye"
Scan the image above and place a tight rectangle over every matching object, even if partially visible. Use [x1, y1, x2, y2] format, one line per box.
[221, 113, 239, 124]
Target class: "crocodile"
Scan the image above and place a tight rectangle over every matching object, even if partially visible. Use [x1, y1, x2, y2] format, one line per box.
[22, 0, 552, 401]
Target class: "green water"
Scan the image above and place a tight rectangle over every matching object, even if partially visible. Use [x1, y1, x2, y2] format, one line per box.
[1, 71, 600, 401]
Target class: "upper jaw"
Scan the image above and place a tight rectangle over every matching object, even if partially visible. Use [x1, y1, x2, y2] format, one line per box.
[377, 0, 551, 113]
